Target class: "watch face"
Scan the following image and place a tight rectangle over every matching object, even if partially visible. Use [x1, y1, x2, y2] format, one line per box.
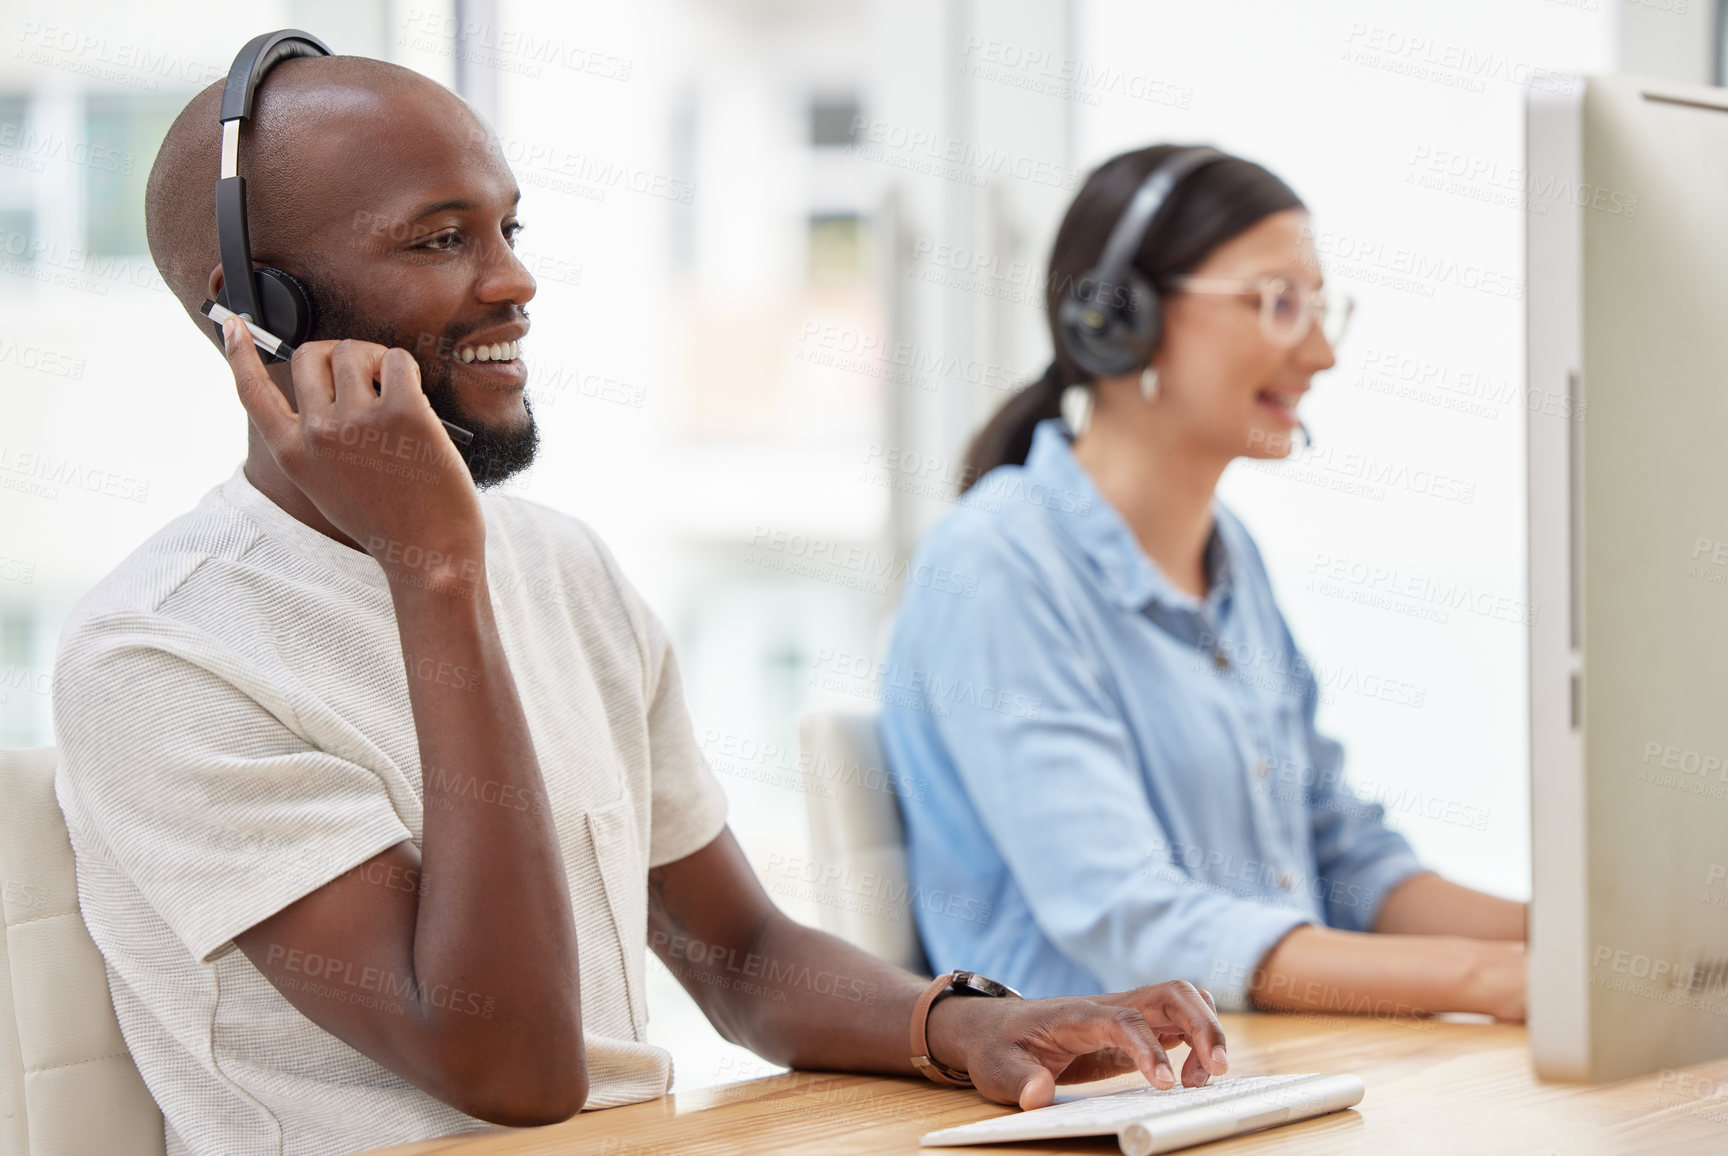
[953, 970, 1024, 999]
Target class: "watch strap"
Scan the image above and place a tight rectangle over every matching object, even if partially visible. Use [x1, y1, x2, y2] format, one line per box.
[909, 972, 974, 1087]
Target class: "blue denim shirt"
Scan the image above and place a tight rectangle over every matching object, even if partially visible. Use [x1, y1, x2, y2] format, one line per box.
[878, 419, 1426, 1010]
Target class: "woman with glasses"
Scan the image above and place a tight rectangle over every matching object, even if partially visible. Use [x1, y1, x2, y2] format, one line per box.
[879, 145, 1526, 1021]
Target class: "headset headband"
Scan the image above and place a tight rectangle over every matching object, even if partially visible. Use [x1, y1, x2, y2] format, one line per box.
[215, 29, 331, 325]
[1088, 145, 1226, 304]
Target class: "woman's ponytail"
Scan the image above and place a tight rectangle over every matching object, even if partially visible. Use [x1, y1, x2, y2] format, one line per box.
[957, 362, 1065, 495]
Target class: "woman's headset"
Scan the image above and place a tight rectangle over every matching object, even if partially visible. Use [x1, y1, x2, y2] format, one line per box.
[203, 29, 332, 362]
[1055, 146, 1226, 380]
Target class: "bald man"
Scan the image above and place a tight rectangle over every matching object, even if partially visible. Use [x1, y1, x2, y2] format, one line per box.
[50, 46, 1227, 1156]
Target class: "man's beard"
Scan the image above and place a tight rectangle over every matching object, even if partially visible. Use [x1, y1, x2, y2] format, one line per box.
[301, 279, 540, 490]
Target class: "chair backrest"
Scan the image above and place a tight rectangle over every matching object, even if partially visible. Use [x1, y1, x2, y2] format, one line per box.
[796, 710, 929, 975]
[0, 747, 164, 1155]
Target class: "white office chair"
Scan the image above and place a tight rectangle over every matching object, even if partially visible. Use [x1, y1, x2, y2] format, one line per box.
[797, 710, 930, 975]
[0, 747, 165, 1155]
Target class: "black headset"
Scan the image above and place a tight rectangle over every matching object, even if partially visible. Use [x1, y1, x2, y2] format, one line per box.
[204, 29, 332, 361]
[1055, 146, 1227, 380]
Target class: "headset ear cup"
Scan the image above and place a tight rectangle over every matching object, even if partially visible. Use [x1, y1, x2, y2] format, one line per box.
[1057, 269, 1162, 380]
[1056, 293, 1107, 377]
[252, 266, 317, 353]
[1117, 272, 1162, 370]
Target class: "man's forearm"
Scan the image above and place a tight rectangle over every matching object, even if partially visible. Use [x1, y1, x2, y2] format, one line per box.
[645, 835, 981, 1080]
[685, 912, 930, 1075]
[388, 566, 585, 1096]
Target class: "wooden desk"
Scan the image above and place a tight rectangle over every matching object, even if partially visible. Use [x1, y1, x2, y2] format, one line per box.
[352, 1012, 1728, 1155]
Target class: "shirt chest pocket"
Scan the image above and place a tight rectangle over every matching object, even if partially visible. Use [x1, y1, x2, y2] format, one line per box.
[557, 792, 649, 1041]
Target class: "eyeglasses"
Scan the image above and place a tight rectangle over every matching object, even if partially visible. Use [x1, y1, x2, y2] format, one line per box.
[1166, 274, 1354, 350]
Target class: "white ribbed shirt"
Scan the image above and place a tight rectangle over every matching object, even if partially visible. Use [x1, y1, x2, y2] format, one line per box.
[52, 465, 729, 1156]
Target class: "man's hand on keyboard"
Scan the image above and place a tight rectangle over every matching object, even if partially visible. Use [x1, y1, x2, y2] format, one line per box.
[926, 981, 1230, 1111]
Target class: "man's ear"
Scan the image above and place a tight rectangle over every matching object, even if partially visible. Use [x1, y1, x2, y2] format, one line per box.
[206, 263, 225, 305]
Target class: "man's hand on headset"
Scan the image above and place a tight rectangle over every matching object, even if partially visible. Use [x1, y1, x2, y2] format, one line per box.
[222, 320, 486, 584]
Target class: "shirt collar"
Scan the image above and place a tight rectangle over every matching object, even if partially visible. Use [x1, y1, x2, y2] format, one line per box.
[1023, 418, 1235, 615]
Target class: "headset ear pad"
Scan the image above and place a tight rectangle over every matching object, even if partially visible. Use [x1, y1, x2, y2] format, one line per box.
[1056, 268, 1162, 380]
[251, 266, 318, 351]
[212, 266, 318, 362]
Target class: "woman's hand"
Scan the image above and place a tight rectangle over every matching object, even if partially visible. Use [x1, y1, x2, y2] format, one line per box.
[927, 981, 1229, 1110]
[222, 319, 486, 578]
[1470, 940, 1527, 1022]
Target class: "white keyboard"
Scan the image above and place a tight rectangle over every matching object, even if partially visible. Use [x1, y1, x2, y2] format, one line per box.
[921, 1072, 1365, 1156]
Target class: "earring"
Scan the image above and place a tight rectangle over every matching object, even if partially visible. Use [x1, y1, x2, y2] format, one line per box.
[1060, 384, 1093, 435]
[1139, 365, 1160, 403]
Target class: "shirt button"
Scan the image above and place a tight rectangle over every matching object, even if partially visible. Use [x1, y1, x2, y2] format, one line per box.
[1278, 870, 1295, 890]
[1213, 650, 1229, 671]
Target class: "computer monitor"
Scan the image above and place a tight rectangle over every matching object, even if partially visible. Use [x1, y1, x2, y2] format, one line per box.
[1527, 73, 1728, 1082]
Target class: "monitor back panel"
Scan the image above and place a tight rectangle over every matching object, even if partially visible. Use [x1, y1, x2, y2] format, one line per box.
[1529, 73, 1728, 1082]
